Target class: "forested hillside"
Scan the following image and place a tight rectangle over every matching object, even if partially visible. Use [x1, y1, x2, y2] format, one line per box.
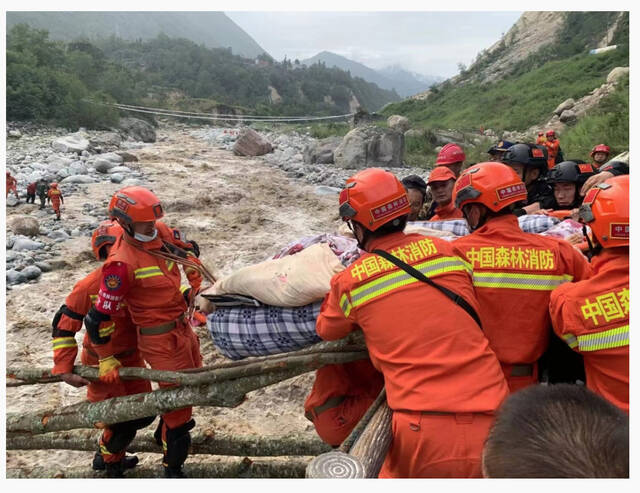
[6, 25, 400, 129]
[6, 11, 267, 59]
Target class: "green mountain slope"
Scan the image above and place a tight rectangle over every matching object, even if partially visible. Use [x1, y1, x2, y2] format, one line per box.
[6, 25, 400, 128]
[6, 11, 267, 59]
[383, 12, 628, 134]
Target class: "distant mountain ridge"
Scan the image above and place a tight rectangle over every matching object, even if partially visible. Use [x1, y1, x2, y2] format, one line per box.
[301, 51, 441, 98]
[6, 11, 267, 59]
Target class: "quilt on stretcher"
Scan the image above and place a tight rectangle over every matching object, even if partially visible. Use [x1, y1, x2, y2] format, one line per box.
[207, 302, 322, 360]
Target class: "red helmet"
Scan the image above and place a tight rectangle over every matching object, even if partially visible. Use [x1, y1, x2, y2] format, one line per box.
[50, 182, 58, 188]
[339, 168, 410, 232]
[579, 175, 628, 248]
[435, 143, 466, 166]
[454, 161, 527, 212]
[6, 171, 10, 176]
[108, 186, 164, 226]
[590, 144, 611, 157]
[91, 220, 123, 260]
[546, 129, 556, 137]
[538, 132, 544, 136]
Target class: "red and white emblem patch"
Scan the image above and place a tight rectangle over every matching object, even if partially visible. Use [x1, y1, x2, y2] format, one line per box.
[370, 195, 409, 221]
[105, 274, 122, 290]
[496, 183, 526, 201]
[610, 223, 629, 239]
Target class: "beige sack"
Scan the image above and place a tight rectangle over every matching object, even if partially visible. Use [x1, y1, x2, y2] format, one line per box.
[203, 243, 345, 307]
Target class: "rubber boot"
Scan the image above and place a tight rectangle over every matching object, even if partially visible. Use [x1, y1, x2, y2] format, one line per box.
[92, 452, 139, 471]
[105, 461, 125, 478]
[164, 465, 187, 478]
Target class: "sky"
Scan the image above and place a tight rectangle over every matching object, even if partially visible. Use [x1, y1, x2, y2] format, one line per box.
[226, 11, 523, 79]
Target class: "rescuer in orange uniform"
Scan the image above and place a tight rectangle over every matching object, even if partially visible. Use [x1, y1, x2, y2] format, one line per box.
[536, 132, 546, 145]
[316, 168, 509, 478]
[51, 220, 154, 477]
[590, 144, 611, 169]
[435, 143, 466, 177]
[6, 171, 19, 199]
[47, 182, 64, 220]
[304, 360, 384, 446]
[550, 175, 629, 412]
[543, 130, 560, 169]
[427, 167, 463, 221]
[452, 162, 592, 393]
[84, 186, 203, 478]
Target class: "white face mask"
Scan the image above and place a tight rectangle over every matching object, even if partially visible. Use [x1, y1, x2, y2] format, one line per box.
[133, 228, 158, 243]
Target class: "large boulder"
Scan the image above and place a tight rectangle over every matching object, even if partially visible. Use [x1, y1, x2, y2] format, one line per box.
[559, 109, 577, 123]
[60, 175, 98, 184]
[47, 156, 75, 173]
[89, 132, 122, 149]
[6, 195, 20, 207]
[8, 216, 40, 236]
[334, 125, 404, 169]
[119, 117, 156, 143]
[387, 115, 410, 133]
[554, 98, 575, 116]
[607, 66, 629, 84]
[432, 129, 465, 147]
[90, 153, 123, 173]
[68, 160, 88, 175]
[51, 133, 90, 154]
[115, 151, 139, 162]
[6, 269, 27, 285]
[303, 136, 343, 164]
[233, 128, 273, 156]
[12, 237, 44, 251]
[21, 265, 42, 280]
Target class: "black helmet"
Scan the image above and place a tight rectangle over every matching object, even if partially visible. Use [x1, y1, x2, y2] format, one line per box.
[501, 143, 548, 174]
[547, 161, 597, 186]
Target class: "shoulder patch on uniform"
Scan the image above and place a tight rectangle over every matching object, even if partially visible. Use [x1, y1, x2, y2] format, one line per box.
[105, 274, 122, 290]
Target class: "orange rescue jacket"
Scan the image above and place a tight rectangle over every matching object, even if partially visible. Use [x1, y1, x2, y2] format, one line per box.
[94, 223, 196, 328]
[544, 139, 560, 169]
[316, 231, 509, 413]
[429, 201, 464, 221]
[452, 215, 592, 366]
[52, 267, 137, 374]
[549, 249, 629, 412]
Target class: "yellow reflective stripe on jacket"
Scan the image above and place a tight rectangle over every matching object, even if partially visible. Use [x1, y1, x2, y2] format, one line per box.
[180, 284, 189, 294]
[340, 293, 353, 318]
[100, 444, 112, 456]
[99, 323, 116, 337]
[350, 256, 470, 308]
[166, 260, 175, 272]
[575, 325, 629, 352]
[472, 272, 573, 291]
[52, 337, 77, 350]
[89, 294, 98, 303]
[134, 265, 163, 279]
[562, 334, 579, 349]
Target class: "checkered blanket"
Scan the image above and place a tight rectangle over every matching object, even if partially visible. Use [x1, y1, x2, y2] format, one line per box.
[414, 214, 559, 237]
[207, 302, 322, 360]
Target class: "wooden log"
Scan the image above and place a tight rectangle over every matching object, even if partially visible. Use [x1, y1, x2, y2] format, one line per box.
[306, 389, 392, 478]
[339, 389, 387, 453]
[7, 429, 332, 457]
[7, 367, 311, 435]
[348, 401, 393, 477]
[6, 456, 312, 478]
[6, 350, 367, 387]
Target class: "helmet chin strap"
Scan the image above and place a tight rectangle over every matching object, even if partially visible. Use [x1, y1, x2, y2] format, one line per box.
[463, 206, 488, 232]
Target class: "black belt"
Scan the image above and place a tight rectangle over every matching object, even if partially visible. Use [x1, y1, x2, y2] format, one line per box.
[139, 313, 186, 335]
[510, 363, 534, 377]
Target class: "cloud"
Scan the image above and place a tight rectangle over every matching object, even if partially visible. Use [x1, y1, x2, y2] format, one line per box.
[227, 11, 522, 78]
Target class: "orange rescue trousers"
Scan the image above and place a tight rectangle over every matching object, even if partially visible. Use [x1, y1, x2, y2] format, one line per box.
[81, 348, 152, 463]
[378, 411, 495, 478]
[138, 319, 203, 466]
[308, 394, 378, 447]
